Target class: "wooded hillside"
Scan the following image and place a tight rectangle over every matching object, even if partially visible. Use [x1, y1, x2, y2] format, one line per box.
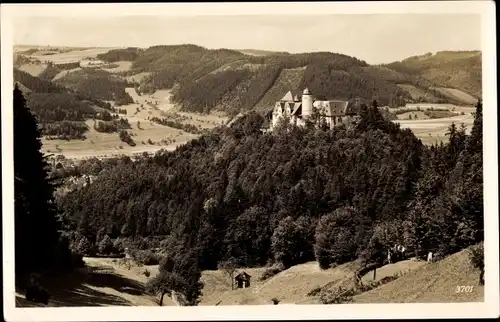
[55, 100, 483, 272]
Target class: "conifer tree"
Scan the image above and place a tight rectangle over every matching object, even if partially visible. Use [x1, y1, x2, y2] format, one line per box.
[14, 84, 62, 282]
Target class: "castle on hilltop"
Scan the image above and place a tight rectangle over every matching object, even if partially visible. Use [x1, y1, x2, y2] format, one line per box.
[268, 88, 361, 131]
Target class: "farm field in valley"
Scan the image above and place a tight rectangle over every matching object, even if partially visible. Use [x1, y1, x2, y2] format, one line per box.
[394, 113, 474, 145]
[42, 87, 228, 160]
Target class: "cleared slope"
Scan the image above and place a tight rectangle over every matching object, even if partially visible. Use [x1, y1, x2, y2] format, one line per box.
[18, 63, 48, 77]
[257, 261, 359, 304]
[431, 87, 479, 105]
[352, 248, 484, 303]
[397, 84, 441, 103]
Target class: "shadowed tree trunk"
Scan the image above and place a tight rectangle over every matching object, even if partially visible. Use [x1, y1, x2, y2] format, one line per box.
[159, 292, 165, 306]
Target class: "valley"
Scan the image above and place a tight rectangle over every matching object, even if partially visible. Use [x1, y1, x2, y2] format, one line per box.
[13, 45, 481, 160]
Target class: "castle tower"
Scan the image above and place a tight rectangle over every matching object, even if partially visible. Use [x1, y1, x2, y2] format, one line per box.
[301, 88, 313, 118]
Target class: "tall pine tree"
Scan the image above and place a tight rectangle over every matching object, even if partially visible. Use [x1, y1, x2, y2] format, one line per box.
[14, 84, 62, 283]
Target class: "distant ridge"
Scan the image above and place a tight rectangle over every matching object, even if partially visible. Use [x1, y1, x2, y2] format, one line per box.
[236, 49, 291, 56]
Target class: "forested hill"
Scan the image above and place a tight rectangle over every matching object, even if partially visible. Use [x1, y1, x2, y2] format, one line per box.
[56, 100, 483, 272]
[383, 51, 482, 98]
[96, 45, 481, 116]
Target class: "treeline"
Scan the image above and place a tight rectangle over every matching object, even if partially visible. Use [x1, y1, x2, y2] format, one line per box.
[25, 93, 96, 122]
[54, 69, 134, 105]
[150, 117, 202, 134]
[42, 121, 89, 140]
[119, 130, 136, 146]
[97, 47, 143, 62]
[56, 100, 483, 273]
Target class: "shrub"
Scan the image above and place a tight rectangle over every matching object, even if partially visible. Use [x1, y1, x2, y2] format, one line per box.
[119, 130, 136, 146]
[75, 235, 92, 256]
[318, 273, 400, 304]
[98, 235, 114, 255]
[143, 269, 151, 278]
[113, 237, 125, 253]
[468, 242, 484, 285]
[130, 249, 161, 265]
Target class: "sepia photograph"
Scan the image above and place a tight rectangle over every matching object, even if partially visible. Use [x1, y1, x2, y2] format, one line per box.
[1, 1, 499, 321]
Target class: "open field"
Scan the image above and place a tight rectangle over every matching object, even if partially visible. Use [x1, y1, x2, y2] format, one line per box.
[397, 84, 440, 102]
[397, 103, 477, 114]
[52, 67, 82, 81]
[396, 111, 431, 120]
[394, 113, 474, 145]
[17, 62, 48, 77]
[42, 88, 227, 160]
[431, 87, 479, 105]
[103, 61, 133, 73]
[29, 47, 122, 64]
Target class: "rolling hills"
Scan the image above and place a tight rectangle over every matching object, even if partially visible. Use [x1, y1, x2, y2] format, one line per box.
[15, 45, 481, 118]
[12, 45, 481, 156]
[92, 45, 481, 115]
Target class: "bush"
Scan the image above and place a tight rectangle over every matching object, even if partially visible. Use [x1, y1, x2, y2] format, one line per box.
[468, 242, 484, 285]
[113, 237, 126, 253]
[98, 235, 114, 255]
[119, 130, 136, 146]
[318, 273, 399, 304]
[75, 235, 92, 256]
[259, 263, 285, 281]
[129, 249, 161, 265]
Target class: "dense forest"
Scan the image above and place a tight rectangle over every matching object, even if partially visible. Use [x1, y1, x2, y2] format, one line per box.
[96, 47, 143, 62]
[53, 68, 134, 105]
[55, 98, 483, 276]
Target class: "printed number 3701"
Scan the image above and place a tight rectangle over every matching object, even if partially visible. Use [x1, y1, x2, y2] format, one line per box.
[455, 286, 474, 293]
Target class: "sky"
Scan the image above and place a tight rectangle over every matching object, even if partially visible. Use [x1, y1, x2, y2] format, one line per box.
[14, 14, 481, 64]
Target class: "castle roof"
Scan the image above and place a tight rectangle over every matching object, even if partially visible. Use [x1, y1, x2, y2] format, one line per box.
[314, 100, 349, 116]
[280, 90, 302, 102]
